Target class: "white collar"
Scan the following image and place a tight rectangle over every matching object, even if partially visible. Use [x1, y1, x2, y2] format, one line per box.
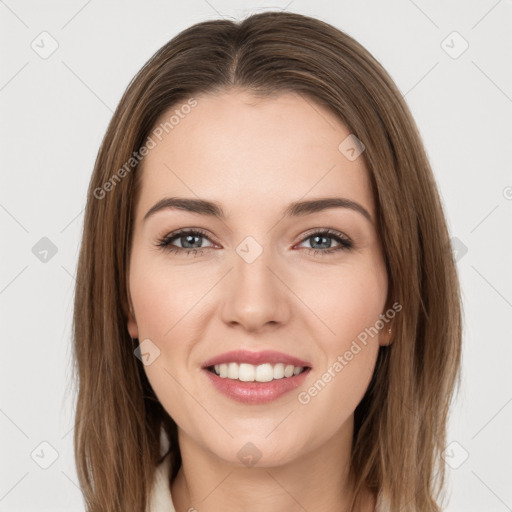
[147, 453, 176, 512]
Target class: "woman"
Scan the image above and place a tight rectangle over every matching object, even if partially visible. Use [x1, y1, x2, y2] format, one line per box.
[72, 11, 463, 512]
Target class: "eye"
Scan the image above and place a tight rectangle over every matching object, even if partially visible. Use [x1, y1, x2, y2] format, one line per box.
[155, 228, 353, 257]
[156, 228, 214, 257]
[295, 228, 353, 256]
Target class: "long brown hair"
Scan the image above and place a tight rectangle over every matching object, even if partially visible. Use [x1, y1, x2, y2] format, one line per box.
[71, 11, 463, 511]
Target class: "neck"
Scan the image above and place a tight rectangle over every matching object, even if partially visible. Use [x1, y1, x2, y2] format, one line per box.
[170, 418, 375, 512]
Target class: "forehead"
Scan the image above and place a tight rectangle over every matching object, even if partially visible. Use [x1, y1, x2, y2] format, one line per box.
[137, 89, 374, 221]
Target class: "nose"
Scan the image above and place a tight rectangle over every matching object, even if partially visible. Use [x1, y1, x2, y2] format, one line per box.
[220, 245, 292, 332]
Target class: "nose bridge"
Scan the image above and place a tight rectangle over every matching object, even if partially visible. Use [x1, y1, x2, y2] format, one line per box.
[221, 234, 290, 329]
[233, 234, 278, 299]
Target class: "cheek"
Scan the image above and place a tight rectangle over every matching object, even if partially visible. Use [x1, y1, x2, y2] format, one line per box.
[297, 261, 388, 344]
[292, 263, 385, 417]
[130, 270, 202, 433]
[294, 344, 379, 454]
[129, 254, 212, 422]
[129, 251, 205, 340]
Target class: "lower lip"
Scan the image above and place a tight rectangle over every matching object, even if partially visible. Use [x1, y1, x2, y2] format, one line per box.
[203, 368, 311, 404]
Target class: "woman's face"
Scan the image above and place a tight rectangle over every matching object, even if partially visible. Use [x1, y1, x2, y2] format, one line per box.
[127, 89, 390, 467]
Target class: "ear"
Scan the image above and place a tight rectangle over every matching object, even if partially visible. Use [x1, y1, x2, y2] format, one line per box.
[379, 324, 394, 347]
[126, 295, 139, 340]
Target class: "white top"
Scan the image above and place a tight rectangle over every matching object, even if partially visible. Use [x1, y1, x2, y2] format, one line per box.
[146, 453, 388, 511]
[147, 454, 176, 512]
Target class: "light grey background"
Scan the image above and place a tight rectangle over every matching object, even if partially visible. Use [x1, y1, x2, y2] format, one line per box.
[1, 1, 511, 510]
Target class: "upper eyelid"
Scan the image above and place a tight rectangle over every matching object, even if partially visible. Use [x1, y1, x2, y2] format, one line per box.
[164, 228, 217, 244]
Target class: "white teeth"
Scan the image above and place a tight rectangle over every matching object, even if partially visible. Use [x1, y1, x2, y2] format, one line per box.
[211, 362, 306, 381]
[239, 363, 255, 382]
[227, 362, 238, 379]
[284, 364, 294, 377]
[255, 363, 274, 382]
[273, 363, 285, 379]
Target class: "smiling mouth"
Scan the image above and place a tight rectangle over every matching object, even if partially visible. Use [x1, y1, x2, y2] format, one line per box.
[206, 362, 310, 382]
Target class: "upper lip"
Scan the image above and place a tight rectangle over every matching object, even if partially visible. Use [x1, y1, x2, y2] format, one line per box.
[203, 350, 311, 368]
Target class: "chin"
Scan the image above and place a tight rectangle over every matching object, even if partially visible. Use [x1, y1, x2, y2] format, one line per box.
[202, 433, 305, 469]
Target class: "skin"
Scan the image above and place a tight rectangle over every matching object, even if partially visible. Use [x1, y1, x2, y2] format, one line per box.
[127, 89, 392, 512]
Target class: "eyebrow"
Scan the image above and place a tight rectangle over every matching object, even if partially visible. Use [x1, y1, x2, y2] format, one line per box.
[143, 196, 373, 224]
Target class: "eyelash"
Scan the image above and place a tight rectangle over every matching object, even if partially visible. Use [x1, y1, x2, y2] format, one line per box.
[155, 228, 353, 257]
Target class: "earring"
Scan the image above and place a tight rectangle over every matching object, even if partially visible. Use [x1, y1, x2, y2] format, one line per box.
[388, 327, 392, 335]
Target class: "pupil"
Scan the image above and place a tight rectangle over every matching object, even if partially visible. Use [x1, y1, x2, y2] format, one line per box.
[312, 235, 330, 250]
[183, 235, 200, 249]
